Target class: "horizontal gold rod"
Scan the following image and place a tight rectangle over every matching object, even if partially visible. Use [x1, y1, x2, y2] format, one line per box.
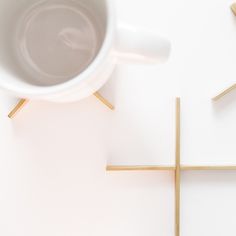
[212, 84, 236, 101]
[106, 165, 175, 171]
[181, 165, 236, 171]
[106, 165, 236, 171]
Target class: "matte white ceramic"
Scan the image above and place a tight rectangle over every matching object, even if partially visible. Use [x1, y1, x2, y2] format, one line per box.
[0, 0, 171, 102]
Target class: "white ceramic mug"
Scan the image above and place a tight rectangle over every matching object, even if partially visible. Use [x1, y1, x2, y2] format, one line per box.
[0, 0, 171, 102]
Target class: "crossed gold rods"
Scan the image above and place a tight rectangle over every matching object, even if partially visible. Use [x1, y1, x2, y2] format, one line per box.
[107, 96, 236, 236]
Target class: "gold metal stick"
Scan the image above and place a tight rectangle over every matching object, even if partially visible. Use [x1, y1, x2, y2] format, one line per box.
[8, 99, 29, 119]
[231, 3, 236, 15]
[181, 165, 236, 171]
[212, 84, 236, 101]
[93, 92, 114, 110]
[106, 165, 175, 171]
[175, 98, 181, 236]
[106, 165, 236, 171]
[8, 92, 114, 119]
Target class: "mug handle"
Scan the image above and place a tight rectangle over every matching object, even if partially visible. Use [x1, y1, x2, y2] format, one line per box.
[114, 24, 171, 64]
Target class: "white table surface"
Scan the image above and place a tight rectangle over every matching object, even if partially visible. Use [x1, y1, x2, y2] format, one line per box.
[1, 0, 236, 235]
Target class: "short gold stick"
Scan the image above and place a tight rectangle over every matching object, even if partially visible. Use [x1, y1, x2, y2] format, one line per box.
[181, 165, 236, 171]
[106, 165, 175, 171]
[212, 84, 236, 101]
[231, 3, 236, 15]
[93, 92, 114, 110]
[8, 92, 114, 119]
[8, 99, 29, 119]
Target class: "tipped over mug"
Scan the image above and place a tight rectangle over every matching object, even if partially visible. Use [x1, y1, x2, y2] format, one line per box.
[0, 0, 171, 102]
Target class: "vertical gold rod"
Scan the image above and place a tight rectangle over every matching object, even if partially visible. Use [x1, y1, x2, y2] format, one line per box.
[8, 99, 28, 119]
[175, 98, 181, 236]
[93, 92, 114, 110]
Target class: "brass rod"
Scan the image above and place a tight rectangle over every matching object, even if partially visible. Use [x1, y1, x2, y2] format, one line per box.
[106, 165, 236, 171]
[212, 84, 236, 101]
[8, 99, 28, 119]
[181, 165, 236, 171]
[106, 165, 175, 171]
[175, 98, 181, 236]
[231, 3, 236, 15]
[93, 92, 114, 110]
[8, 92, 113, 119]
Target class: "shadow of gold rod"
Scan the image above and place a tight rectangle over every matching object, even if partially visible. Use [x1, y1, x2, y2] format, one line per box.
[212, 84, 236, 101]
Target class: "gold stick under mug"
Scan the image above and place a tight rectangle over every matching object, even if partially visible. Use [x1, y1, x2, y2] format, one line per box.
[8, 92, 114, 119]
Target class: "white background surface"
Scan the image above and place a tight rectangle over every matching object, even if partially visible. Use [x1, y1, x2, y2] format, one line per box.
[1, 0, 236, 235]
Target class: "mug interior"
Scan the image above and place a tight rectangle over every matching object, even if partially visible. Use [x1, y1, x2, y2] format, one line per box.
[0, 0, 109, 88]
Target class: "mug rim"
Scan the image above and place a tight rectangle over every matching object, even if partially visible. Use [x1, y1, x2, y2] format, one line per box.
[1, 0, 115, 98]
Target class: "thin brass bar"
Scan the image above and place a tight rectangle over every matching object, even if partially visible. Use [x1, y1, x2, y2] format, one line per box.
[93, 92, 114, 110]
[8, 99, 29, 119]
[106, 165, 236, 172]
[212, 84, 236, 101]
[181, 165, 236, 171]
[106, 165, 176, 171]
[231, 3, 236, 15]
[175, 98, 181, 236]
[8, 92, 113, 119]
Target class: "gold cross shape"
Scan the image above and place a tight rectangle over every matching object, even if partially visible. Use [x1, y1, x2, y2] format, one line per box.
[106, 97, 236, 236]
